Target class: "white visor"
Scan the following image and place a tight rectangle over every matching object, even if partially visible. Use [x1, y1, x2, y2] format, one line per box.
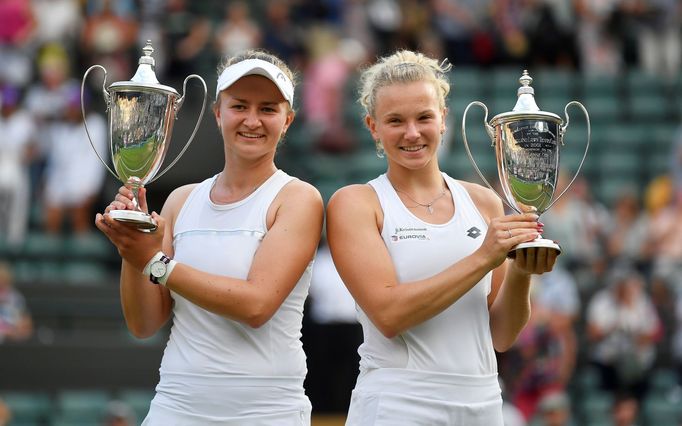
[215, 58, 294, 105]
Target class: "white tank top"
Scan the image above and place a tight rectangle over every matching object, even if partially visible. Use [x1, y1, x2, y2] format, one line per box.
[363, 173, 497, 375]
[161, 169, 311, 380]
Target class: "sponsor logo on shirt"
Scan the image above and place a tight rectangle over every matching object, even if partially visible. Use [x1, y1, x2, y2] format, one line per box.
[467, 226, 482, 239]
[390, 226, 429, 242]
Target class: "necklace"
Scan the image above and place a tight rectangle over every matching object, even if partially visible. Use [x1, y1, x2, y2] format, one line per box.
[394, 185, 447, 214]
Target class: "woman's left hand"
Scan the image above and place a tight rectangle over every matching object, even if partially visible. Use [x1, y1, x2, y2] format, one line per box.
[94, 211, 166, 272]
[510, 246, 557, 276]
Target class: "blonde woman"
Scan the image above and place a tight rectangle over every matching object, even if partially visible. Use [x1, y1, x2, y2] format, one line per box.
[96, 50, 323, 425]
[326, 50, 557, 425]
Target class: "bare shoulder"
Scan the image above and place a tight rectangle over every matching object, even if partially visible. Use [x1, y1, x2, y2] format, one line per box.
[328, 183, 379, 214]
[457, 180, 504, 221]
[162, 183, 200, 217]
[278, 178, 324, 208]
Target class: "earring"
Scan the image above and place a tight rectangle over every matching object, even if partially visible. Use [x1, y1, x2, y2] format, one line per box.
[375, 140, 385, 159]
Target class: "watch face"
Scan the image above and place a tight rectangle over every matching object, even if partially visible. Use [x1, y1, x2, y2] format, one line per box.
[150, 261, 167, 278]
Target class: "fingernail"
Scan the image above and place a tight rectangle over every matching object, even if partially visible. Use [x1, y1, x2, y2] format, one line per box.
[537, 222, 544, 227]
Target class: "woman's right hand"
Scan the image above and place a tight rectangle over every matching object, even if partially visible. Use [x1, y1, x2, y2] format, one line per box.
[104, 186, 149, 214]
[477, 213, 540, 270]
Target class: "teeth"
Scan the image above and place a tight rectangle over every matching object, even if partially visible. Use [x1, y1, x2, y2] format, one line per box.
[240, 132, 262, 138]
[402, 145, 423, 152]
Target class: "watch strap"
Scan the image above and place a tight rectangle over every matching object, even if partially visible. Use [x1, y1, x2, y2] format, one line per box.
[143, 251, 176, 286]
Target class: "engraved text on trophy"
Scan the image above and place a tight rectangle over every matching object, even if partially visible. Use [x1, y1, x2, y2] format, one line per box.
[498, 119, 559, 214]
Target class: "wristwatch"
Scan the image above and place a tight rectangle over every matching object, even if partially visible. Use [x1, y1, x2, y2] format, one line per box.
[149, 254, 172, 285]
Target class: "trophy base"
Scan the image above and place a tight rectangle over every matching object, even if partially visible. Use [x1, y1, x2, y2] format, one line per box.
[508, 238, 561, 259]
[109, 210, 158, 232]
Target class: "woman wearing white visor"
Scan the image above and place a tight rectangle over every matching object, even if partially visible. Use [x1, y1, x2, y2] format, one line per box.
[96, 50, 323, 425]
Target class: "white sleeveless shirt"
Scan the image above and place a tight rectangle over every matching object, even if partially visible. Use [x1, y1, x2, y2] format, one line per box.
[146, 170, 312, 424]
[362, 173, 497, 376]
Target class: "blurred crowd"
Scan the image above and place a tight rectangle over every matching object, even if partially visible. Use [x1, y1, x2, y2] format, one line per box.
[1, 0, 682, 425]
[1, 0, 681, 241]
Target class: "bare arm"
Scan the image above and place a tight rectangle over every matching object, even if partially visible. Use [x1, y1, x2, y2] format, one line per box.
[476, 184, 557, 352]
[96, 186, 183, 338]
[326, 184, 540, 339]
[99, 181, 323, 329]
[164, 181, 323, 327]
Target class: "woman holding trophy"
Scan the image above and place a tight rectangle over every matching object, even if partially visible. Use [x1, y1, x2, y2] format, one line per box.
[95, 50, 323, 424]
[325, 50, 558, 425]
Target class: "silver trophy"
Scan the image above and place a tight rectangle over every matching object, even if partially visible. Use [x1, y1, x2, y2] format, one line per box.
[462, 70, 590, 257]
[81, 40, 207, 231]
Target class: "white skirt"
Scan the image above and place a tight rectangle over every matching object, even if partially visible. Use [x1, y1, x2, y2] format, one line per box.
[141, 373, 311, 425]
[346, 368, 503, 426]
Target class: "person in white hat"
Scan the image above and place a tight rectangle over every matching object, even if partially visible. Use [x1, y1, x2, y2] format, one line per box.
[96, 50, 323, 425]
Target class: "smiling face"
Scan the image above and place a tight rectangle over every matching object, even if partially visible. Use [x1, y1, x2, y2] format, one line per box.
[214, 74, 294, 162]
[367, 80, 446, 171]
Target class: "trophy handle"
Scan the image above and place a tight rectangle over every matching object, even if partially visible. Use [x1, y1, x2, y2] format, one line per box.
[81, 65, 118, 179]
[545, 101, 591, 211]
[462, 101, 518, 212]
[151, 74, 208, 183]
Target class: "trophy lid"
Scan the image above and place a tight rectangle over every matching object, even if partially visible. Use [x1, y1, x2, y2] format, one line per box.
[490, 70, 561, 125]
[513, 70, 539, 113]
[108, 41, 179, 96]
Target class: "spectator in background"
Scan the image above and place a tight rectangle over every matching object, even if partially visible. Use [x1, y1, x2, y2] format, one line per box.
[30, 0, 82, 52]
[261, 0, 305, 66]
[0, 0, 36, 87]
[102, 400, 135, 426]
[364, 0, 402, 57]
[524, 0, 579, 68]
[0, 84, 37, 247]
[533, 390, 573, 426]
[501, 265, 580, 421]
[603, 187, 649, 266]
[43, 85, 106, 235]
[342, 0, 378, 59]
[80, 0, 138, 83]
[586, 264, 660, 403]
[639, 174, 675, 309]
[611, 393, 640, 426]
[135, 0, 169, 78]
[302, 29, 367, 154]
[304, 238, 362, 414]
[574, 0, 623, 75]
[639, 175, 674, 266]
[163, 0, 214, 84]
[671, 280, 682, 388]
[671, 127, 682, 191]
[430, 0, 497, 66]
[0, 398, 10, 426]
[0, 262, 33, 343]
[632, 0, 681, 81]
[25, 42, 79, 200]
[214, 1, 261, 60]
[646, 188, 682, 302]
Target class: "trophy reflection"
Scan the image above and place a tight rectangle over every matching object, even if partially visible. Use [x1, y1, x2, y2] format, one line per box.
[81, 40, 207, 231]
[462, 70, 590, 257]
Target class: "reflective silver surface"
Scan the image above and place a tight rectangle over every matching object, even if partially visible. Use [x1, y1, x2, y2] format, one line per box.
[81, 40, 207, 231]
[109, 88, 177, 185]
[495, 117, 561, 215]
[462, 70, 590, 255]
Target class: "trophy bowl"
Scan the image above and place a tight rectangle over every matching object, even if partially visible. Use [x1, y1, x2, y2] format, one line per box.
[81, 41, 207, 231]
[462, 71, 590, 257]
